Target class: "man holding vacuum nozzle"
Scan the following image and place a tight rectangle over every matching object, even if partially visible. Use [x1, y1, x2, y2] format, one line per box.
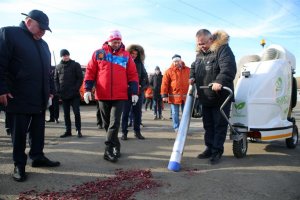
[189, 29, 236, 165]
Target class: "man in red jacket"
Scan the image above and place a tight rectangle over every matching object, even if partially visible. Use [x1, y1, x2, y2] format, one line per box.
[84, 30, 139, 163]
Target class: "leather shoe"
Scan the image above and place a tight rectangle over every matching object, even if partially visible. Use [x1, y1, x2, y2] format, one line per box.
[121, 134, 127, 140]
[46, 119, 55, 123]
[97, 124, 103, 129]
[6, 128, 11, 135]
[55, 119, 59, 124]
[60, 132, 72, 138]
[77, 131, 82, 138]
[210, 152, 222, 165]
[134, 132, 145, 140]
[13, 166, 26, 182]
[104, 147, 118, 163]
[197, 148, 212, 159]
[32, 156, 60, 167]
[113, 147, 121, 158]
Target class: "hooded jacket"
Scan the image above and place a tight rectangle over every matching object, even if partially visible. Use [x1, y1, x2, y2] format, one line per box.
[0, 21, 52, 113]
[190, 30, 237, 106]
[126, 44, 148, 94]
[161, 61, 190, 104]
[84, 42, 138, 100]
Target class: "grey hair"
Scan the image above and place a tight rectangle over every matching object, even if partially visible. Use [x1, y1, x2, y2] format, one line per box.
[195, 29, 212, 38]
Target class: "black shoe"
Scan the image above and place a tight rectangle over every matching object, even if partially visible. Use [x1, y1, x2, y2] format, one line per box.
[134, 132, 145, 140]
[104, 147, 118, 163]
[6, 128, 11, 135]
[210, 152, 222, 165]
[31, 156, 60, 167]
[55, 119, 59, 124]
[97, 124, 103, 129]
[13, 166, 26, 182]
[197, 148, 212, 159]
[128, 122, 132, 127]
[77, 131, 82, 138]
[113, 147, 121, 158]
[60, 132, 72, 138]
[121, 134, 127, 140]
[46, 119, 55, 123]
[32, 156, 60, 167]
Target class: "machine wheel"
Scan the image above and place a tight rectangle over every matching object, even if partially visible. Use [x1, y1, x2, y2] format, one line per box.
[286, 124, 298, 149]
[233, 134, 248, 158]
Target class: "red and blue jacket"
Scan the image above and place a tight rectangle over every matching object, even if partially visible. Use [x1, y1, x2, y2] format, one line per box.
[84, 42, 139, 100]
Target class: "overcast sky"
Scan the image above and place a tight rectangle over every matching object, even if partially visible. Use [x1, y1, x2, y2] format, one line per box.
[0, 0, 299, 75]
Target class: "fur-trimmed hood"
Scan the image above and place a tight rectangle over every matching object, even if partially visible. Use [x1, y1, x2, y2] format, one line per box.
[209, 30, 230, 52]
[126, 44, 145, 63]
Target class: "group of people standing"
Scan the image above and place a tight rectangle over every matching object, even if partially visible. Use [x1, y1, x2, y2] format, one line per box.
[0, 9, 236, 182]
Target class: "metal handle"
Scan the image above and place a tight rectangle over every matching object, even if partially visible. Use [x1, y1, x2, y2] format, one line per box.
[198, 85, 238, 135]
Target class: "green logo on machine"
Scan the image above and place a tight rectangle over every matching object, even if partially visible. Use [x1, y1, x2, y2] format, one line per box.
[234, 102, 245, 110]
[275, 77, 282, 92]
[233, 102, 246, 116]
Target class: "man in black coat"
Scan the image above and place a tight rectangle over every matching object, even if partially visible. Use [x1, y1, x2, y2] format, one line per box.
[189, 29, 237, 165]
[55, 49, 83, 138]
[0, 10, 60, 182]
[150, 66, 163, 120]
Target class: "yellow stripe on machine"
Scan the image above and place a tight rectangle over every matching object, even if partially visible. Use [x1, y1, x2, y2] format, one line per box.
[261, 132, 292, 141]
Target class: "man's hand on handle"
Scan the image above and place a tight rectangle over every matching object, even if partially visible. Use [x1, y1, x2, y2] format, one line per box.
[0, 93, 13, 106]
[211, 83, 222, 91]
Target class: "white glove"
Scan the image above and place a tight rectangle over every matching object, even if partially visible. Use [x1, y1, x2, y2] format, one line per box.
[132, 95, 139, 106]
[84, 92, 92, 104]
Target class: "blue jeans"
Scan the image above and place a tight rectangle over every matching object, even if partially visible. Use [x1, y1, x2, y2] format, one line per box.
[170, 103, 184, 130]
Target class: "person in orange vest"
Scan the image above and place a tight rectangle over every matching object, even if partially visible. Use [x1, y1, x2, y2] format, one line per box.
[161, 54, 190, 133]
[144, 83, 153, 111]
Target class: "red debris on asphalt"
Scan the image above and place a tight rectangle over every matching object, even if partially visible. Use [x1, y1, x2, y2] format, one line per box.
[183, 168, 200, 177]
[18, 169, 162, 200]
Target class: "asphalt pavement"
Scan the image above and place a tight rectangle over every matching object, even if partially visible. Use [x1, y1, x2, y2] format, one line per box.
[0, 103, 300, 200]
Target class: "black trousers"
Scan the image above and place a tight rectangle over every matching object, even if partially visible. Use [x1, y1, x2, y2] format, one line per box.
[48, 95, 60, 120]
[7, 112, 46, 167]
[96, 103, 103, 127]
[62, 96, 81, 133]
[121, 94, 143, 134]
[98, 100, 123, 148]
[145, 98, 153, 110]
[202, 103, 231, 153]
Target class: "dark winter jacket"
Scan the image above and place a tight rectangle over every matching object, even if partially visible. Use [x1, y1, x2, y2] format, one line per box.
[190, 30, 237, 106]
[126, 44, 148, 95]
[55, 59, 83, 100]
[150, 72, 163, 100]
[0, 21, 52, 113]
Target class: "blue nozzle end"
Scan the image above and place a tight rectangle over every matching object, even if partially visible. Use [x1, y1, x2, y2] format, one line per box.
[168, 161, 181, 172]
